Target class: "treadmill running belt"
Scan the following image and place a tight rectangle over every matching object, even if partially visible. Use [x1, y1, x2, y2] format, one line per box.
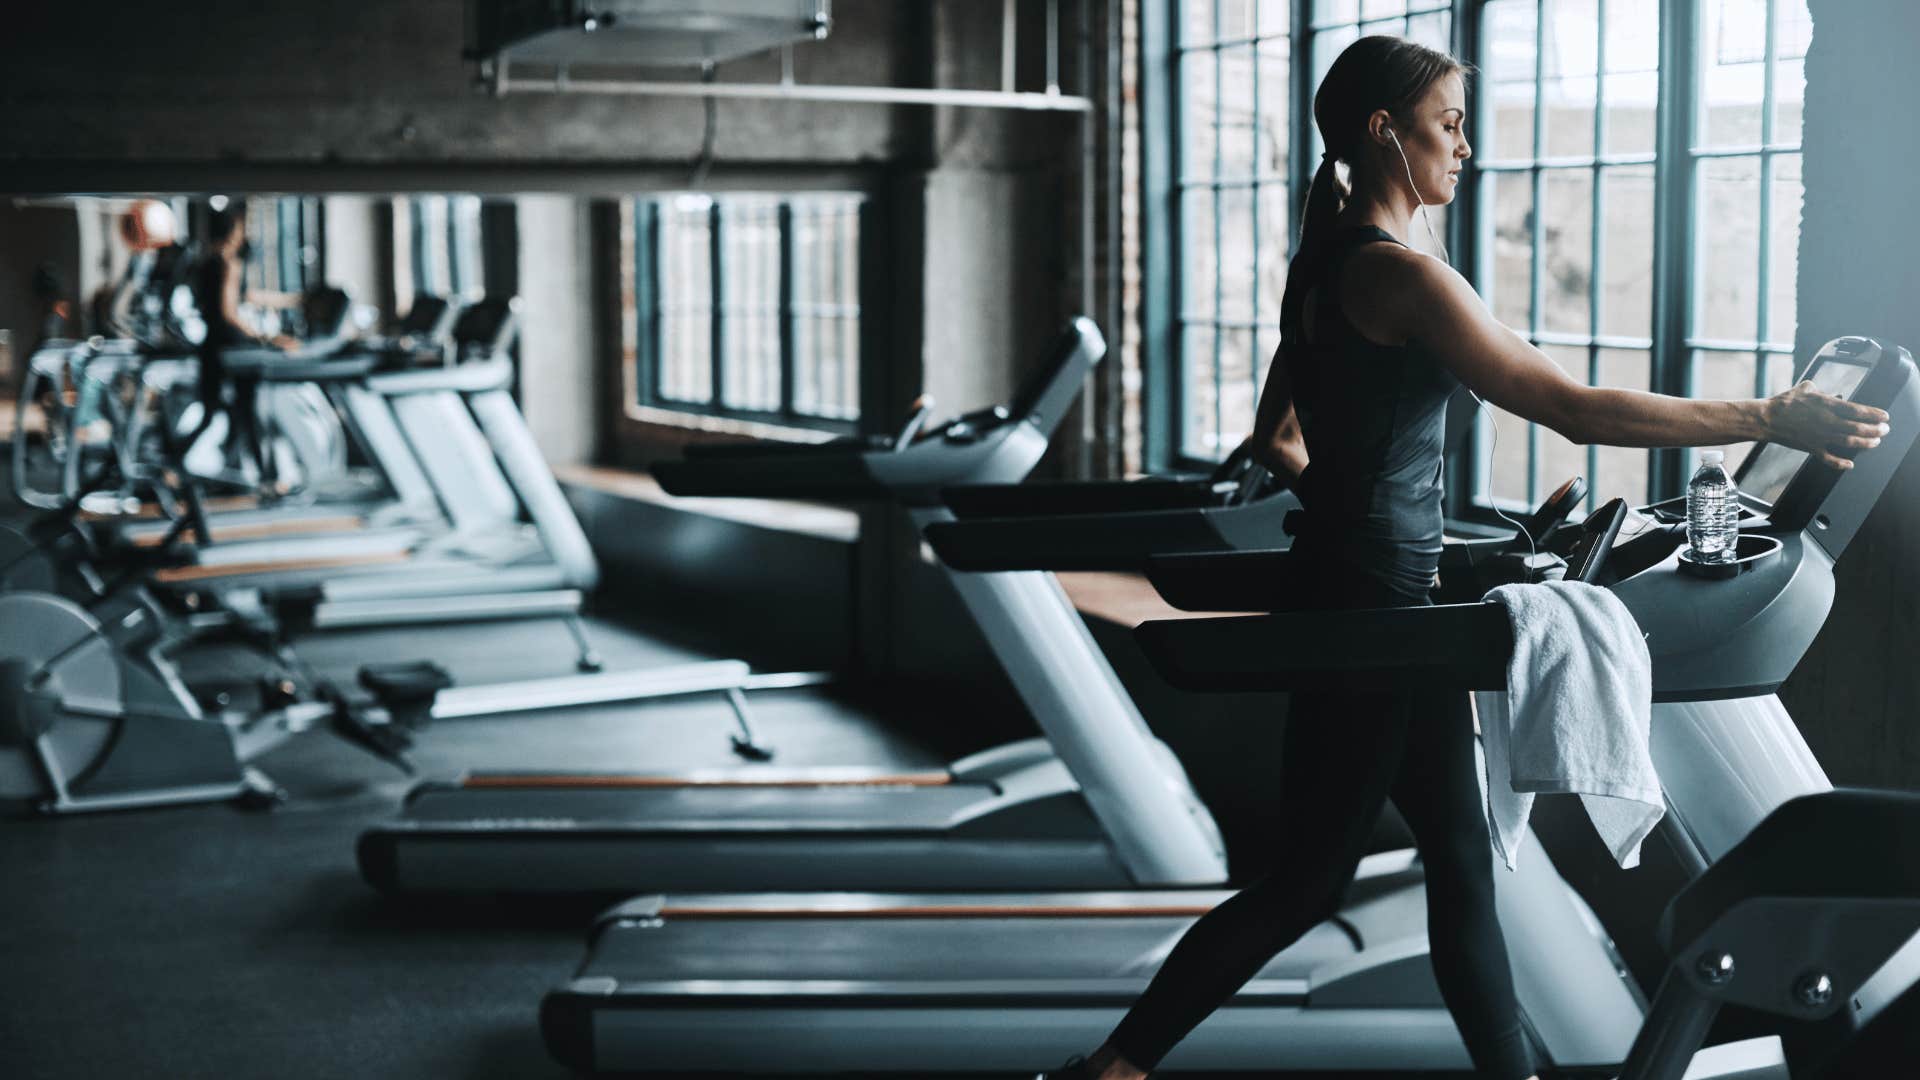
[396, 781, 1016, 830]
[578, 913, 1360, 984]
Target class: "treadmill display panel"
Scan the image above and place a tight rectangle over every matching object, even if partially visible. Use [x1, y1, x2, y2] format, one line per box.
[1733, 353, 1873, 508]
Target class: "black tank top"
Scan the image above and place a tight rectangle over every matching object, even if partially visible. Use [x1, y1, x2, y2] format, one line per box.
[1282, 225, 1457, 598]
[193, 254, 250, 350]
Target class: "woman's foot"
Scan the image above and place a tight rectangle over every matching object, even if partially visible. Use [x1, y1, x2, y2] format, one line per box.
[1036, 1046, 1149, 1079]
[1035, 1056, 1092, 1079]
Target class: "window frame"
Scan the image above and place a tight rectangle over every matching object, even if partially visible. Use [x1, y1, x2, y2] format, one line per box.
[403, 194, 487, 303]
[620, 190, 873, 440]
[1161, 0, 1297, 471]
[1143, 0, 1810, 521]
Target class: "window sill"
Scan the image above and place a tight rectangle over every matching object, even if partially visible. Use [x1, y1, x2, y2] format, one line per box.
[1055, 570, 1241, 629]
[555, 463, 861, 544]
[623, 405, 848, 445]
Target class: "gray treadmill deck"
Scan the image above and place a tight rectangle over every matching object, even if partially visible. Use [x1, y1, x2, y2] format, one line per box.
[390, 780, 1050, 832]
[573, 908, 1358, 990]
[360, 782, 1130, 894]
[542, 869, 1453, 1073]
[569, 863, 1428, 997]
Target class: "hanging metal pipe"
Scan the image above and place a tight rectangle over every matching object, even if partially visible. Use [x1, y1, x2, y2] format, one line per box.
[1002, 0, 1018, 94]
[497, 67, 1093, 112]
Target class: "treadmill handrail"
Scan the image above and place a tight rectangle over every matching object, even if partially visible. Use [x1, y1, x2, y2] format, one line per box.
[923, 494, 1297, 574]
[1136, 603, 1514, 694]
[651, 318, 1107, 504]
[364, 356, 514, 396]
[940, 477, 1227, 519]
[1013, 316, 1106, 437]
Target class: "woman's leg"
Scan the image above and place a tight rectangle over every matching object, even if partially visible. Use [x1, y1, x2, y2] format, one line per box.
[1390, 687, 1540, 1080]
[232, 377, 270, 485]
[1103, 683, 1412, 1071]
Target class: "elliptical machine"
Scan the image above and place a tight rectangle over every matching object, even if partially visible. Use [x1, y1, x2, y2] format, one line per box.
[0, 478, 412, 815]
[0, 589, 291, 814]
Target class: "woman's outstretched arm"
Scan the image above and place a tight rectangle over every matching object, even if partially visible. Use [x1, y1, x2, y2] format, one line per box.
[1372, 251, 1890, 469]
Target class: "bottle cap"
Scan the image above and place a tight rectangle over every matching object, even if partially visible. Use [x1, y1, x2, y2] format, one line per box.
[1701, 449, 1725, 465]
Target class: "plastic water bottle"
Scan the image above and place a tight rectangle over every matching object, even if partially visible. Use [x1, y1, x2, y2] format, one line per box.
[1686, 450, 1741, 563]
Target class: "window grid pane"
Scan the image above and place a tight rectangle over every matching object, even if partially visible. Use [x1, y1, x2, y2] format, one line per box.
[790, 196, 862, 421]
[450, 195, 484, 301]
[719, 200, 783, 413]
[657, 197, 714, 405]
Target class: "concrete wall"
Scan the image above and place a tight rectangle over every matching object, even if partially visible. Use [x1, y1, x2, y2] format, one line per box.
[0, 203, 83, 378]
[515, 195, 598, 465]
[320, 196, 388, 318]
[0, 0, 1089, 492]
[1777, 0, 1920, 788]
[0, 1, 906, 173]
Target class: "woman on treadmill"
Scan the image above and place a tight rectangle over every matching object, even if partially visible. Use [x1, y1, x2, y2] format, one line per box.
[187, 203, 294, 482]
[1042, 35, 1890, 1080]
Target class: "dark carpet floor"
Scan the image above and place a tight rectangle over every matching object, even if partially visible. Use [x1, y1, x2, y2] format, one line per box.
[0, 613, 969, 1080]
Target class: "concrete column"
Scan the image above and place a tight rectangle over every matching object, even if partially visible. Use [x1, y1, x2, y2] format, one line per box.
[321, 195, 384, 320]
[513, 195, 597, 466]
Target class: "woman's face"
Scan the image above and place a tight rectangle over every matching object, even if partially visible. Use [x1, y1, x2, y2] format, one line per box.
[1389, 72, 1472, 206]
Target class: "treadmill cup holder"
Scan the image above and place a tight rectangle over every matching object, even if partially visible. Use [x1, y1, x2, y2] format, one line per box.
[1675, 533, 1782, 580]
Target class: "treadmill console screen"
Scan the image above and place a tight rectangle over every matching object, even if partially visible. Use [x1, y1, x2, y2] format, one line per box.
[397, 295, 451, 336]
[1733, 354, 1873, 507]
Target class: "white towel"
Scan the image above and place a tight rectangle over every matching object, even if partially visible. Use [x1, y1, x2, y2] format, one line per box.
[1474, 580, 1664, 870]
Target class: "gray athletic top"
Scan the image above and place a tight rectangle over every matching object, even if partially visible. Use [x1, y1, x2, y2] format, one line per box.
[1282, 225, 1456, 598]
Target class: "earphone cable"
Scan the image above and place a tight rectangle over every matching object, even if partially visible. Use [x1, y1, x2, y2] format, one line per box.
[1388, 130, 1449, 263]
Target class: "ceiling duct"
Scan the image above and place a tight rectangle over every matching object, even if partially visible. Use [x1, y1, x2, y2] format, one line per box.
[468, 0, 831, 69]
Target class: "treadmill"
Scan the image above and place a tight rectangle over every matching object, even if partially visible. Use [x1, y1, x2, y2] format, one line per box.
[356, 318, 1241, 896]
[147, 302, 597, 622]
[538, 336, 1919, 1075]
[80, 290, 461, 571]
[929, 439, 1302, 573]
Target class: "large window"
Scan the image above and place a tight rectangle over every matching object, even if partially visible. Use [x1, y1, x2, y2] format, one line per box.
[1152, 0, 1811, 515]
[394, 194, 485, 310]
[622, 193, 863, 431]
[1173, 1, 1291, 462]
[243, 196, 324, 296]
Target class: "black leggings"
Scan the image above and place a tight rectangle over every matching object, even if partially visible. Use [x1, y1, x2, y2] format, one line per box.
[191, 350, 268, 483]
[1106, 565, 1540, 1079]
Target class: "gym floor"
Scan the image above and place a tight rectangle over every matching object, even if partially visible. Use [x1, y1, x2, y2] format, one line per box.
[0, 607, 1460, 1079]
[0, 614, 944, 1080]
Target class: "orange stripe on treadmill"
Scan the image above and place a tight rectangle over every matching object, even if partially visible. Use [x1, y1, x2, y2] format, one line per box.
[153, 551, 410, 583]
[129, 515, 365, 548]
[658, 904, 1218, 920]
[461, 772, 954, 790]
[80, 495, 261, 521]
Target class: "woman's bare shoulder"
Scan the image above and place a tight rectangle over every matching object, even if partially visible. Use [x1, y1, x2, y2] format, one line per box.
[1334, 244, 1471, 342]
[1349, 245, 1481, 327]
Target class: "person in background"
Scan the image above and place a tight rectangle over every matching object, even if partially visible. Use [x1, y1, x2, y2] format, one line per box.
[186, 203, 293, 484]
